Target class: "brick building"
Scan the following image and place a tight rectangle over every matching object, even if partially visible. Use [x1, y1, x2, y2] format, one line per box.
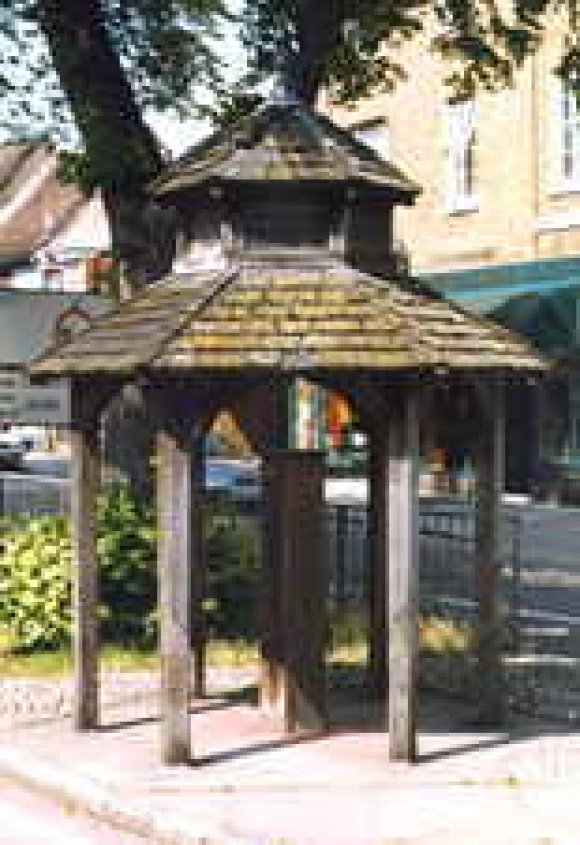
[329, 10, 580, 494]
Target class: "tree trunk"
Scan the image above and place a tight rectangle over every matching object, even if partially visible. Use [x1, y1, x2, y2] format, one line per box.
[289, 1, 342, 105]
[37, 0, 176, 498]
[100, 384, 156, 503]
[37, 0, 176, 287]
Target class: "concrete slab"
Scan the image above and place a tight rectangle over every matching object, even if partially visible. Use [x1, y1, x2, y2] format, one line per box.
[2, 687, 580, 843]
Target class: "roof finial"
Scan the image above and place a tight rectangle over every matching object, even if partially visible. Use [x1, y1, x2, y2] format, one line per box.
[267, 47, 302, 106]
[268, 71, 300, 106]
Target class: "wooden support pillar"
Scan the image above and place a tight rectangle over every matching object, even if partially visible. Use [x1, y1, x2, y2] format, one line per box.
[388, 387, 420, 763]
[259, 450, 286, 715]
[368, 441, 388, 701]
[278, 451, 328, 733]
[257, 380, 290, 716]
[190, 433, 206, 699]
[157, 428, 194, 765]
[70, 420, 101, 731]
[475, 382, 506, 725]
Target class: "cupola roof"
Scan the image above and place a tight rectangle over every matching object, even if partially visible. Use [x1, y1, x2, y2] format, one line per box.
[149, 101, 420, 202]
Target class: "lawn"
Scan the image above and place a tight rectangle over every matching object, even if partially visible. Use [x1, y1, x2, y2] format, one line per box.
[0, 640, 260, 679]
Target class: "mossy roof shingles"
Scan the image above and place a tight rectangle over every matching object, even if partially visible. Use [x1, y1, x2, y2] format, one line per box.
[31, 264, 545, 378]
[149, 103, 419, 199]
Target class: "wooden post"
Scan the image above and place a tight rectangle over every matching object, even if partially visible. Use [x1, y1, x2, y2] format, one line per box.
[258, 381, 290, 716]
[70, 420, 101, 731]
[278, 451, 327, 733]
[157, 428, 193, 765]
[475, 382, 506, 725]
[190, 434, 206, 699]
[388, 387, 420, 762]
[368, 441, 388, 701]
[259, 451, 286, 715]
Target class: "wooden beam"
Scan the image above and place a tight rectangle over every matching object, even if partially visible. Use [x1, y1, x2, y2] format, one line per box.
[252, 381, 291, 715]
[475, 381, 506, 725]
[157, 428, 193, 765]
[388, 387, 420, 762]
[190, 433, 206, 699]
[368, 440, 388, 703]
[259, 450, 286, 715]
[279, 450, 327, 733]
[70, 420, 101, 731]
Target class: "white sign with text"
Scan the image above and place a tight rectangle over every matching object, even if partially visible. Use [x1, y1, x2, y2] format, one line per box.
[0, 369, 70, 426]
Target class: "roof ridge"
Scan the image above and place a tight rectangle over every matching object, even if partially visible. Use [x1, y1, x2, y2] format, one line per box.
[149, 102, 420, 197]
[144, 267, 241, 369]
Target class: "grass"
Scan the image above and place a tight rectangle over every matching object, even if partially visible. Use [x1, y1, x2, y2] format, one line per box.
[0, 616, 472, 679]
[0, 640, 261, 679]
[0, 646, 157, 679]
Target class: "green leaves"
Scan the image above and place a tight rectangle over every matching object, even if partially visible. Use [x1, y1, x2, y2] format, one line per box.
[0, 1, 226, 145]
[0, 482, 157, 652]
[0, 516, 72, 652]
[237, 1, 580, 103]
[203, 499, 261, 640]
[96, 480, 158, 646]
[0, 484, 262, 654]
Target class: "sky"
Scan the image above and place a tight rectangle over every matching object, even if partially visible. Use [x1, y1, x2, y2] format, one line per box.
[0, 1, 248, 160]
[148, 7, 248, 157]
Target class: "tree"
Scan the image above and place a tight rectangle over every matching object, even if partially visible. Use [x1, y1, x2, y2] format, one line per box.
[1, 0, 226, 288]
[240, 1, 580, 106]
[0, 1, 228, 499]
[2, 2, 578, 287]
[1, 1, 577, 499]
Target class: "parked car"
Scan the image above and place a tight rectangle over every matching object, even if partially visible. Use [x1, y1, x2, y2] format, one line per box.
[19, 450, 70, 478]
[205, 458, 261, 501]
[0, 428, 25, 470]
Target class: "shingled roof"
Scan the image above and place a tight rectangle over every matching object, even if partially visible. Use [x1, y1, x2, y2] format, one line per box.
[149, 102, 420, 201]
[31, 261, 545, 378]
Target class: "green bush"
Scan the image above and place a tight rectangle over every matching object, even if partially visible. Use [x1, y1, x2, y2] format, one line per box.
[0, 516, 72, 651]
[97, 481, 157, 647]
[0, 486, 262, 653]
[203, 500, 261, 640]
[0, 482, 156, 653]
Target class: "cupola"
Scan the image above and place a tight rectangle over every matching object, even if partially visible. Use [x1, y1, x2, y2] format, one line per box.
[150, 96, 420, 278]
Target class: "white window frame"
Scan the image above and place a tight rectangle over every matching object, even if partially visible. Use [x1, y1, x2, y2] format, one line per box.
[445, 99, 479, 214]
[553, 77, 580, 193]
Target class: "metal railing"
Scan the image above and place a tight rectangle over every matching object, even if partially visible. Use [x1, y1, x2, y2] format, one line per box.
[0, 472, 70, 519]
[5, 470, 580, 725]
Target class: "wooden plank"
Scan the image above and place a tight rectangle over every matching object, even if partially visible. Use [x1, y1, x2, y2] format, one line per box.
[279, 451, 327, 733]
[190, 434, 206, 699]
[259, 451, 286, 716]
[70, 422, 100, 731]
[368, 441, 388, 703]
[388, 387, 420, 762]
[475, 381, 506, 726]
[252, 382, 289, 715]
[157, 428, 192, 764]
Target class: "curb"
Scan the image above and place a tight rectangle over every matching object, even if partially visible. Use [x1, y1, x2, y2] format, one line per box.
[0, 745, 219, 844]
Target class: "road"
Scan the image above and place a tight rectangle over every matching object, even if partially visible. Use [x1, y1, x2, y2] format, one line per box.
[0, 777, 145, 844]
[420, 503, 580, 626]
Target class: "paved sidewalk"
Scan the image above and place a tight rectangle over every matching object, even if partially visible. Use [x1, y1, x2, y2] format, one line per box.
[2, 687, 580, 843]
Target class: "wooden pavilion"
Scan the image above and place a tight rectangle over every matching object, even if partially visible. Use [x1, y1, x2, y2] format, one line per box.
[31, 92, 544, 765]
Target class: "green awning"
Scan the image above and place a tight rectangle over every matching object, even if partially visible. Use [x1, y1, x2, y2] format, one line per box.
[423, 256, 580, 313]
[422, 256, 580, 356]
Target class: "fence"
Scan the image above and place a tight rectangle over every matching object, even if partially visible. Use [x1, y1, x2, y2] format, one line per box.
[0, 472, 70, 518]
[4, 471, 580, 725]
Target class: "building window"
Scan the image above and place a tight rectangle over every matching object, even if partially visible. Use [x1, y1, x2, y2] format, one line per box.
[445, 99, 478, 213]
[352, 119, 390, 160]
[555, 78, 580, 191]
